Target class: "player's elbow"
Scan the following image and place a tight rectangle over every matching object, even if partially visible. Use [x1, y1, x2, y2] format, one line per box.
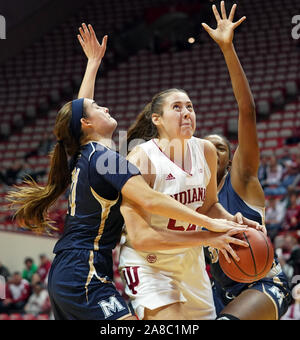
[239, 102, 256, 118]
[137, 195, 159, 214]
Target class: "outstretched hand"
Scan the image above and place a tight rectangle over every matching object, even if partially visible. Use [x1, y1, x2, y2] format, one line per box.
[202, 1, 246, 49]
[77, 23, 108, 62]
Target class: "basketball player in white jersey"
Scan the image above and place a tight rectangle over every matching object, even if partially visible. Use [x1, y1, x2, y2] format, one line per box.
[118, 87, 261, 320]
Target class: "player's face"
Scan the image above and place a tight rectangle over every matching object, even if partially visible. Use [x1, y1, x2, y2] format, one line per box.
[205, 135, 230, 178]
[155, 92, 196, 141]
[83, 99, 117, 137]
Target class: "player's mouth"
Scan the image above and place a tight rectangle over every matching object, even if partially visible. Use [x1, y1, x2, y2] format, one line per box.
[181, 121, 192, 127]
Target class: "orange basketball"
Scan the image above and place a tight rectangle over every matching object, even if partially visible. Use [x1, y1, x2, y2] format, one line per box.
[219, 228, 274, 283]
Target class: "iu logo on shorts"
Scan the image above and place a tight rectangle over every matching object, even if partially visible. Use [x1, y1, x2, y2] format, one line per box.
[122, 267, 139, 295]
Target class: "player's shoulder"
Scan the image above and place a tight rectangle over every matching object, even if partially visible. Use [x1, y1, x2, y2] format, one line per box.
[191, 137, 216, 156]
[127, 141, 151, 165]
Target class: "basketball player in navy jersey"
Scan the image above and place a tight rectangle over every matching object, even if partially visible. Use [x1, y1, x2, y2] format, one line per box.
[8, 22, 250, 320]
[202, 1, 291, 320]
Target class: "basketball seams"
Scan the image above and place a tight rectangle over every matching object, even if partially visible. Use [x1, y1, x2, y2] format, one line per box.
[243, 232, 257, 275]
[256, 231, 272, 276]
[219, 229, 274, 283]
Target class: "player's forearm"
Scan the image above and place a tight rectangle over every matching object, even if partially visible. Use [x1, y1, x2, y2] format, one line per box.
[78, 59, 101, 99]
[146, 191, 214, 230]
[122, 176, 213, 230]
[221, 43, 255, 114]
[131, 226, 216, 251]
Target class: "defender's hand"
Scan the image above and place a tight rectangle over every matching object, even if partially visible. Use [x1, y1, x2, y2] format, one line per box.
[202, 1, 246, 49]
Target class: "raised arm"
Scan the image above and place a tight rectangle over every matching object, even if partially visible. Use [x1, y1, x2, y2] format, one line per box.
[77, 23, 108, 99]
[198, 139, 263, 232]
[202, 2, 259, 179]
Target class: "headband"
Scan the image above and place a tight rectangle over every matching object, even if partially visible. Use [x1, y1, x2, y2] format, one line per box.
[70, 98, 84, 141]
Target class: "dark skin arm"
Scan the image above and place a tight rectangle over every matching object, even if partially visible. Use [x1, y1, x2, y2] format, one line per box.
[202, 1, 265, 207]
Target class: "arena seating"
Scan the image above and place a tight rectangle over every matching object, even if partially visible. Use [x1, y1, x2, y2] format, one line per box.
[0, 0, 299, 230]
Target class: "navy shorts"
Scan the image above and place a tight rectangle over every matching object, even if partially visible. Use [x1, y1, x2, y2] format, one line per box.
[47, 249, 133, 320]
[213, 272, 291, 319]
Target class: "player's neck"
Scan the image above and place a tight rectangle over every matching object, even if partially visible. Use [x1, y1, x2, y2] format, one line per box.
[82, 133, 114, 150]
[217, 171, 228, 193]
[155, 138, 190, 171]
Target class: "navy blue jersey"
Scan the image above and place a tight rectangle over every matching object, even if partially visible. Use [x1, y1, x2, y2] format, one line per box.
[48, 142, 140, 319]
[53, 142, 140, 256]
[218, 172, 263, 224]
[209, 173, 291, 318]
[209, 172, 264, 290]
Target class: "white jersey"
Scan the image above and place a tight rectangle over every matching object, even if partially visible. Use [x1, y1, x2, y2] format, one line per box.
[119, 137, 216, 320]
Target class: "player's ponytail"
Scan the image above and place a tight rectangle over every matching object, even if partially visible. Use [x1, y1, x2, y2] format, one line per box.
[126, 88, 187, 152]
[126, 102, 158, 149]
[7, 101, 81, 233]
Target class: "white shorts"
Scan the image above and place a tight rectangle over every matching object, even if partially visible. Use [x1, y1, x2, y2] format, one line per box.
[119, 245, 216, 320]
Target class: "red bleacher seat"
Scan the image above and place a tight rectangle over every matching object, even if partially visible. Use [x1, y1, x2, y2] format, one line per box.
[23, 314, 37, 320]
[9, 313, 23, 320]
[36, 314, 50, 320]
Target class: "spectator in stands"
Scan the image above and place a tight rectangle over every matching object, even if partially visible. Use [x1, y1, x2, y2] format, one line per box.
[276, 233, 300, 278]
[281, 283, 300, 320]
[22, 257, 38, 283]
[281, 160, 300, 191]
[24, 281, 51, 316]
[3, 161, 23, 186]
[286, 126, 300, 145]
[30, 273, 42, 286]
[263, 155, 285, 196]
[285, 154, 300, 193]
[37, 138, 55, 156]
[278, 145, 292, 167]
[0, 261, 10, 282]
[258, 154, 268, 187]
[0, 272, 31, 314]
[37, 254, 51, 284]
[25, 138, 54, 160]
[265, 197, 285, 241]
[275, 234, 297, 281]
[282, 191, 300, 231]
[289, 173, 300, 194]
[0, 168, 6, 185]
[286, 240, 300, 277]
[16, 160, 46, 184]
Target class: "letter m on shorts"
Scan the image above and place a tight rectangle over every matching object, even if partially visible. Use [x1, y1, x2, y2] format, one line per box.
[98, 296, 126, 319]
[0, 15, 6, 40]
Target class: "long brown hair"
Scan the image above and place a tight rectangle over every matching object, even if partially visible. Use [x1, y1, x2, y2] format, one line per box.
[126, 88, 187, 151]
[7, 101, 83, 233]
